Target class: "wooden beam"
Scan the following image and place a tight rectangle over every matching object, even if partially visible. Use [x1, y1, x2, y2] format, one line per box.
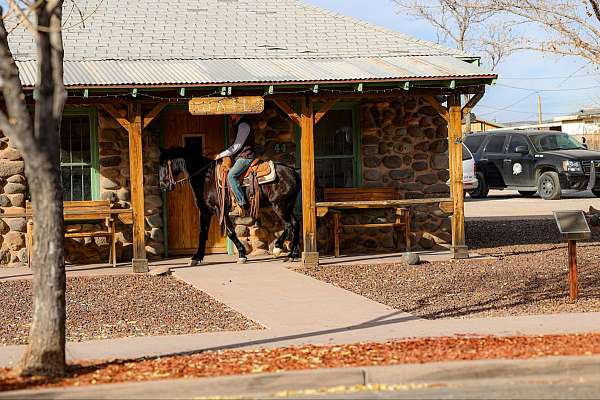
[314, 99, 338, 125]
[128, 103, 149, 273]
[102, 104, 130, 131]
[144, 103, 167, 127]
[300, 98, 319, 266]
[462, 90, 485, 118]
[424, 95, 449, 122]
[447, 94, 468, 260]
[273, 99, 302, 127]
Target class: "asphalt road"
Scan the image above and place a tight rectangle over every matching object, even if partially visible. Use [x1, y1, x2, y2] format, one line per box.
[465, 189, 600, 219]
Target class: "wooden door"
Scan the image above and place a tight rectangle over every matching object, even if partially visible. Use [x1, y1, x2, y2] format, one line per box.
[164, 109, 227, 255]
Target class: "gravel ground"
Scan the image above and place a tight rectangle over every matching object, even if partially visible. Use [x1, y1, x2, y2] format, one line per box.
[0, 275, 261, 346]
[296, 219, 600, 319]
[2, 334, 600, 391]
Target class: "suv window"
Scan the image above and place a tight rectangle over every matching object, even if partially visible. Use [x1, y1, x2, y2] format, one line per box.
[484, 135, 507, 153]
[507, 135, 530, 153]
[464, 135, 485, 153]
[462, 144, 473, 161]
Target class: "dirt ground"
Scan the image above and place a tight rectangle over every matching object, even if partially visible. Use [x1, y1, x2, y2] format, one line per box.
[296, 219, 600, 319]
[0, 275, 261, 346]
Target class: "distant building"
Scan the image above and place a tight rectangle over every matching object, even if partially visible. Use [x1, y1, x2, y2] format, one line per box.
[465, 118, 505, 132]
[554, 108, 600, 136]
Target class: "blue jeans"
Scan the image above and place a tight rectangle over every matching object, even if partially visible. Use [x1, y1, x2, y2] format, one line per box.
[228, 158, 253, 206]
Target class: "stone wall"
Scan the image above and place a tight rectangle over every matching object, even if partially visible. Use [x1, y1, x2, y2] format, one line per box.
[0, 137, 27, 266]
[325, 97, 451, 254]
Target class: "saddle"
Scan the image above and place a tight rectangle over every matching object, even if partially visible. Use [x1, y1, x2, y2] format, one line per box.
[216, 158, 277, 188]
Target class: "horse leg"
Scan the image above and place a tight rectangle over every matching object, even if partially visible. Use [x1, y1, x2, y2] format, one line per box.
[190, 210, 211, 266]
[223, 215, 248, 263]
[288, 213, 301, 261]
[271, 203, 301, 261]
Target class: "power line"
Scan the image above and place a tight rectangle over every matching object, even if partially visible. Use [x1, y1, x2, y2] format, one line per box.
[496, 83, 600, 92]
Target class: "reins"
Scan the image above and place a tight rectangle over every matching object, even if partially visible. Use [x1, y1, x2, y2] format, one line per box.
[167, 158, 216, 187]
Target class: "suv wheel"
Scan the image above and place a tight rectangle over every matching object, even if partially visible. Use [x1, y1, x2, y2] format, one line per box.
[518, 190, 537, 197]
[538, 171, 562, 200]
[469, 172, 489, 198]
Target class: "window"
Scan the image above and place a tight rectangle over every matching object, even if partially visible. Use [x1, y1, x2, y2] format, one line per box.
[462, 144, 473, 161]
[464, 135, 486, 154]
[60, 111, 99, 201]
[484, 135, 507, 153]
[314, 108, 358, 188]
[507, 135, 530, 153]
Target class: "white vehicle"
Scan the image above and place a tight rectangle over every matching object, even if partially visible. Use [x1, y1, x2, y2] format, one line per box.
[462, 144, 478, 191]
[446, 144, 478, 191]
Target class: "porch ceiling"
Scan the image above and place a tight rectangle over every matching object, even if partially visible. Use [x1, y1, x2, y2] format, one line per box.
[16, 56, 496, 89]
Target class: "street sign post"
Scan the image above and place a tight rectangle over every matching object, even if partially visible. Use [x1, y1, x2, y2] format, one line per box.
[553, 210, 592, 302]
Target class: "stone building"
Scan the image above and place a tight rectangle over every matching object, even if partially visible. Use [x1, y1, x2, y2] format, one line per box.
[3, 0, 495, 268]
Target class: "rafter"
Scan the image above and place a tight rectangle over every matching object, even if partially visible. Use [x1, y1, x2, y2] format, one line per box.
[314, 99, 338, 125]
[423, 95, 449, 122]
[144, 103, 167, 127]
[102, 104, 130, 131]
[273, 99, 301, 127]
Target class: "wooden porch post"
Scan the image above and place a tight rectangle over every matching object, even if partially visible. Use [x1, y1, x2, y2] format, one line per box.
[102, 102, 166, 273]
[447, 94, 468, 259]
[128, 103, 148, 273]
[300, 98, 319, 266]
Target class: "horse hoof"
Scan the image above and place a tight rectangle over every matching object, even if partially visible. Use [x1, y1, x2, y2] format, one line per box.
[237, 258, 247, 264]
[272, 247, 283, 257]
[189, 259, 201, 267]
[289, 257, 301, 263]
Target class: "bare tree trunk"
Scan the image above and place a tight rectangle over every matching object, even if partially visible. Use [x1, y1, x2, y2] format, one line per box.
[0, 0, 67, 377]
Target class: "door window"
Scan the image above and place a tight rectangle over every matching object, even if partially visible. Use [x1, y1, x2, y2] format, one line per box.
[507, 135, 530, 153]
[484, 135, 507, 153]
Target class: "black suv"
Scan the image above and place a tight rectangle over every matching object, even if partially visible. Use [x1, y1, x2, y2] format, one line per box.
[464, 130, 600, 200]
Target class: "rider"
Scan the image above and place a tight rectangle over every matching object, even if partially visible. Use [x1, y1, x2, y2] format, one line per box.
[216, 114, 255, 216]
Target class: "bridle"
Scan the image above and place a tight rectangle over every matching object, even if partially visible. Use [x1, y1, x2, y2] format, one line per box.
[165, 158, 216, 188]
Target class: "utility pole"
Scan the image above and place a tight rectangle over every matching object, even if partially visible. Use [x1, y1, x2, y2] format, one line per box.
[537, 96, 543, 125]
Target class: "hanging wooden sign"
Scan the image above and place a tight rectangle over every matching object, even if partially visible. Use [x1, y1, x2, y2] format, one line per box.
[189, 96, 265, 115]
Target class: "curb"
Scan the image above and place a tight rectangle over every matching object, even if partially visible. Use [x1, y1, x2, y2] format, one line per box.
[2, 355, 600, 399]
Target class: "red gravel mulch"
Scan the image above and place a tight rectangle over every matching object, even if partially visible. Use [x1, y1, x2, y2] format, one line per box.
[2, 334, 600, 392]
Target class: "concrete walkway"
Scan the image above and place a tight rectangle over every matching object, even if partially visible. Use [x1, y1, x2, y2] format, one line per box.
[2, 253, 600, 367]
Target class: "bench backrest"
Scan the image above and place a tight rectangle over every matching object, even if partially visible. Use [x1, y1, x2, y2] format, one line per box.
[323, 188, 400, 202]
[26, 200, 112, 221]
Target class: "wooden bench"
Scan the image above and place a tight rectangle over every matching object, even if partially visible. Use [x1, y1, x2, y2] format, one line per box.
[317, 188, 454, 257]
[25, 200, 127, 267]
[318, 188, 410, 257]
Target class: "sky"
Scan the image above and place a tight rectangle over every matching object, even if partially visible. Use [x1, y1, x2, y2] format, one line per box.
[305, 0, 600, 124]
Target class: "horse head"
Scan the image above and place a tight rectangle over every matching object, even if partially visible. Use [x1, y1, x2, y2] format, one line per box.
[159, 147, 188, 192]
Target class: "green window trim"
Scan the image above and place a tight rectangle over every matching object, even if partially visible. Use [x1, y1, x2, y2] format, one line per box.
[293, 101, 361, 188]
[62, 107, 100, 201]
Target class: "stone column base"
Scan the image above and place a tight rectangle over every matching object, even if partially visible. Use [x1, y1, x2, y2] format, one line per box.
[302, 252, 320, 267]
[132, 258, 149, 273]
[451, 246, 470, 259]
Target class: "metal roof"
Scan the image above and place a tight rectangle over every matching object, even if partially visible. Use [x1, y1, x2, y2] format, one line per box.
[16, 56, 495, 88]
[9, 0, 469, 62]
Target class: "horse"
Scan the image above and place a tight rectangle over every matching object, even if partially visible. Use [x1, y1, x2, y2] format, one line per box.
[159, 147, 302, 266]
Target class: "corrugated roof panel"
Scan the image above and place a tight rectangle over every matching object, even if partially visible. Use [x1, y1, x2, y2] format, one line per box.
[15, 56, 496, 88]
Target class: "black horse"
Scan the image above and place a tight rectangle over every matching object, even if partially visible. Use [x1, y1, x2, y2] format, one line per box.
[159, 147, 301, 265]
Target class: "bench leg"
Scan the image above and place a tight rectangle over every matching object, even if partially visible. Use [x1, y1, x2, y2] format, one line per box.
[404, 209, 411, 252]
[26, 221, 33, 268]
[333, 211, 341, 258]
[110, 220, 117, 268]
